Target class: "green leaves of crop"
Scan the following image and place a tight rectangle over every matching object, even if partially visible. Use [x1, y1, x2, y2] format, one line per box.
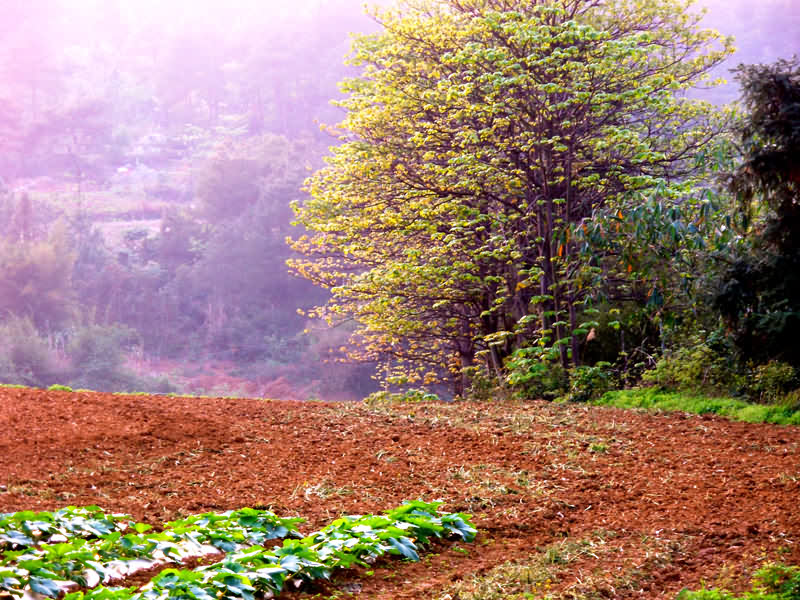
[29, 576, 62, 598]
[166, 508, 305, 550]
[0, 507, 130, 550]
[1, 502, 477, 599]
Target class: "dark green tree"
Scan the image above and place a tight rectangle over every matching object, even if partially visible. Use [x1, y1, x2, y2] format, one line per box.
[715, 57, 800, 366]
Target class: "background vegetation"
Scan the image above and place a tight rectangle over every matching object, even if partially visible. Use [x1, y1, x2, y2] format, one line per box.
[0, 0, 798, 410]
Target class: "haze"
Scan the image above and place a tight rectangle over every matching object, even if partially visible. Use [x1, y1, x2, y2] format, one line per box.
[0, 0, 796, 397]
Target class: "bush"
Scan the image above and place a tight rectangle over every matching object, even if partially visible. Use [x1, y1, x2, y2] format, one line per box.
[752, 563, 800, 599]
[463, 367, 500, 402]
[0, 316, 66, 387]
[780, 389, 800, 411]
[750, 361, 797, 404]
[64, 324, 170, 393]
[505, 347, 568, 400]
[561, 362, 614, 403]
[641, 342, 743, 396]
[364, 388, 440, 405]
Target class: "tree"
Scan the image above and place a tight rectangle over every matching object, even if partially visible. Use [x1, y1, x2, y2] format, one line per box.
[290, 0, 732, 393]
[714, 57, 800, 366]
[0, 221, 77, 331]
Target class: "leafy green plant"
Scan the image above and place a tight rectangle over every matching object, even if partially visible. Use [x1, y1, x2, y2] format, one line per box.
[1, 502, 477, 599]
[166, 508, 304, 551]
[561, 362, 614, 403]
[505, 348, 568, 400]
[0, 506, 131, 550]
[364, 389, 441, 405]
[750, 361, 797, 404]
[641, 342, 743, 396]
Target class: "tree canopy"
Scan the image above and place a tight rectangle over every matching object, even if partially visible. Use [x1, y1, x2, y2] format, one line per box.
[290, 0, 733, 393]
[714, 57, 800, 366]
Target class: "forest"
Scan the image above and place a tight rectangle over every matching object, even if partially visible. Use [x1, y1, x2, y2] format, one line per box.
[0, 0, 798, 407]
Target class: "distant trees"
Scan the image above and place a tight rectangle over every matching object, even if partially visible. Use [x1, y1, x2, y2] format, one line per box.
[0, 2, 380, 395]
[0, 220, 76, 330]
[291, 0, 733, 393]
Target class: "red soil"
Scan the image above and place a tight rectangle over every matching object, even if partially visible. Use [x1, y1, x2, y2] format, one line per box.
[1, 387, 798, 599]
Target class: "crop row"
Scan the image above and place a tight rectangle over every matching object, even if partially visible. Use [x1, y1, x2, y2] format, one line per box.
[0, 501, 476, 599]
[0, 507, 306, 597]
[0, 507, 132, 550]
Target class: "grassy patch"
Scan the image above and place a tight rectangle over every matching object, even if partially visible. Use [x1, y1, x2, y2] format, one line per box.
[595, 388, 800, 426]
[677, 562, 800, 599]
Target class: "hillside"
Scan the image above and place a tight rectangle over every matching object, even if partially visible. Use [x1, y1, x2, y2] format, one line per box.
[1, 388, 798, 599]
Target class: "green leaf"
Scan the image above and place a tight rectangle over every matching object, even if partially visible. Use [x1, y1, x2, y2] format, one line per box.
[30, 577, 62, 598]
[386, 537, 419, 561]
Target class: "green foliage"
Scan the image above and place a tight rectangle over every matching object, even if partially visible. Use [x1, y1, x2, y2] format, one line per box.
[0, 506, 131, 550]
[364, 388, 441, 405]
[751, 361, 798, 404]
[165, 508, 305, 550]
[677, 590, 738, 600]
[462, 367, 501, 402]
[291, 0, 733, 393]
[641, 342, 743, 396]
[677, 562, 800, 599]
[505, 348, 567, 400]
[714, 58, 800, 368]
[561, 362, 614, 403]
[597, 388, 800, 426]
[1, 503, 476, 599]
[640, 339, 800, 405]
[752, 563, 800, 599]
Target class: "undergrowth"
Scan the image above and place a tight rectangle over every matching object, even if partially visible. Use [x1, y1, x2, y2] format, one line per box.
[595, 388, 800, 426]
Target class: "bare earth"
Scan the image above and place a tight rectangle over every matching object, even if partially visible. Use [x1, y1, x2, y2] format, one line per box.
[1, 387, 798, 599]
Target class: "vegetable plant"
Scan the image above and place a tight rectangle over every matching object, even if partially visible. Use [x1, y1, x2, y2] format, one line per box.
[1, 502, 477, 599]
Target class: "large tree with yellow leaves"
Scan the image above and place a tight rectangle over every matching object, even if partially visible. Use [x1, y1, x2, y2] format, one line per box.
[290, 0, 733, 394]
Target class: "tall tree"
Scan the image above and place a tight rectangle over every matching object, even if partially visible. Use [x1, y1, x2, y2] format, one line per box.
[291, 0, 732, 393]
[714, 57, 800, 366]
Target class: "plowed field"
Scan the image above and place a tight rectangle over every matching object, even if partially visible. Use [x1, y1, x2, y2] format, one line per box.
[2, 387, 798, 599]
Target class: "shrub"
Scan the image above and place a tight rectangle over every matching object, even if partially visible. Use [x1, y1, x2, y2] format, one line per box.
[561, 362, 614, 403]
[64, 324, 165, 393]
[752, 563, 800, 598]
[641, 342, 743, 396]
[750, 361, 797, 404]
[364, 388, 440, 405]
[0, 316, 66, 387]
[780, 389, 800, 411]
[463, 367, 500, 402]
[505, 347, 568, 400]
